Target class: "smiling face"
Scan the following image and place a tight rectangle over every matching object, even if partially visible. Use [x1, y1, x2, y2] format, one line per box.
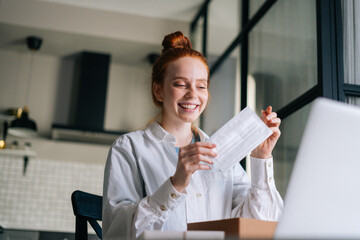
[153, 56, 209, 126]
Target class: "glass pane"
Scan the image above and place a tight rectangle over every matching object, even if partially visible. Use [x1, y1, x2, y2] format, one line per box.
[203, 45, 241, 135]
[191, 16, 204, 53]
[248, 0, 317, 112]
[250, 0, 267, 18]
[273, 103, 312, 197]
[346, 96, 360, 107]
[208, 0, 240, 63]
[342, 0, 360, 85]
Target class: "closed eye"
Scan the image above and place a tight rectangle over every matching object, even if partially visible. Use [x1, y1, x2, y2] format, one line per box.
[174, 84, 186, 87]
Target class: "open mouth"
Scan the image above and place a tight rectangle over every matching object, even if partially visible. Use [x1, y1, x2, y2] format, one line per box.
[178, 103, 199, 110]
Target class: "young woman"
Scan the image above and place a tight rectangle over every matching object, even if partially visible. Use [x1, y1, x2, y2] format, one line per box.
[102, 31, 283, 240]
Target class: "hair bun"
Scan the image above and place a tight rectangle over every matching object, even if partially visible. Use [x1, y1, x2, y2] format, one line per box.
[162, 31, 192, 52]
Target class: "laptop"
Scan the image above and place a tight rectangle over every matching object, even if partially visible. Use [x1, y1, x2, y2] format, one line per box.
[274, 97, 360, 239]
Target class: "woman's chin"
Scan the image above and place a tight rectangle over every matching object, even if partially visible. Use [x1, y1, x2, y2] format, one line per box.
[178, 115, 199, 123]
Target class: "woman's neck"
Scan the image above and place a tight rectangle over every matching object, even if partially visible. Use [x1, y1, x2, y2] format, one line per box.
[160, 120, 193, 147]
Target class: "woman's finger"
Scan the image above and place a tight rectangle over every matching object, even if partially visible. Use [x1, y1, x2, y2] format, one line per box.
[184, 154, 213, 165]
[261, 109, 266, 117]
[269, 117, 281, 127]
[191, 163, 212, 171]
[179, 142, 217, 158]
[182, 142, 216, 151]
[266, 106, 272, 114]
[184, 147, 218, 158]
[269, 127, 281, 137]
[265, 112, 277, 120]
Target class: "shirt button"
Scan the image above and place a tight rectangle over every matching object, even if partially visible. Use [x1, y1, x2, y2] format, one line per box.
[268, 177, 273, 183]
[267, 162, 272, 168]
[160, 205, 166, 211]
[170, 193, 177, 199]
[196, 193, 202, 198]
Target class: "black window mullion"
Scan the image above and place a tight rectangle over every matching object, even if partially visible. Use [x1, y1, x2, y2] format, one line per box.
[343, 84, 360, 98]
[316, 0, 343, 100]
[334, 0, 345, 102]
[190, 0, 211, 34]
[202, 2, 208, 58]
[240, 0, 249, 111]
[240, 0, 250, 170]
[276, 86, 320, 119]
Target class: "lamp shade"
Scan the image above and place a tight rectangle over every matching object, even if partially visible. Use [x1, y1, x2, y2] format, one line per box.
[8, 107, 37, 138]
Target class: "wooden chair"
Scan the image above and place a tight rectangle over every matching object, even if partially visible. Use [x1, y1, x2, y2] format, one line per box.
[71, 190, 103, 239]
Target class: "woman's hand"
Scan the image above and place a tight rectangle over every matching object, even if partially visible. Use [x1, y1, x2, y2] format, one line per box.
[171, 142, 217, 192]
[251, 106, 281, 159]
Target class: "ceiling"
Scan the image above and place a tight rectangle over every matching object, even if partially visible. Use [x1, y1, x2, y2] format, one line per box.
[0, 23, 162, 65]
[37, 0, 204, 22]
[0, 0, 204, 65]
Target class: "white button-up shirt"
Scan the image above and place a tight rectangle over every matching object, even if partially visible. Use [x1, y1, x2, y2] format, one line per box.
[102, 122, 283, 240]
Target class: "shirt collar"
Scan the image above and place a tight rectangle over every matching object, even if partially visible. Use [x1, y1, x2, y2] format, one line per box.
[197, 128, 209, 142]
[145, 122, 176, 144]
[144, 121, 209, 144]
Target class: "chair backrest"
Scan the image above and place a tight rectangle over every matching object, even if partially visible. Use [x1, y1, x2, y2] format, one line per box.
[71, 190, 103, 240]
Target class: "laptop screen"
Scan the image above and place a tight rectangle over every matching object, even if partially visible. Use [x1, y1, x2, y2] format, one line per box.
[275, 98, 360, 239]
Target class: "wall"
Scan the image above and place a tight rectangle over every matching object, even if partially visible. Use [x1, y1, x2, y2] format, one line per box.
[105, 63, 158, 132]
[0, 48, 157, 136]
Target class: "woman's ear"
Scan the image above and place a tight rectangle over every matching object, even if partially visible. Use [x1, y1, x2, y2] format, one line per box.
[153, 82, 163, 102]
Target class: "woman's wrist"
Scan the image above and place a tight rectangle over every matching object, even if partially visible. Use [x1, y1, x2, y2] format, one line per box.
[250, 149, 272, 159]
[170, 176, 185, 193]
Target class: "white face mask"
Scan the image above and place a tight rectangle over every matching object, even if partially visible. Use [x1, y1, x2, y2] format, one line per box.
[207, 107, 272, 173]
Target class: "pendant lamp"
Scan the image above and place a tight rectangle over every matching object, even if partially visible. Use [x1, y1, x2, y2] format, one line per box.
[8, 36, 42, 138]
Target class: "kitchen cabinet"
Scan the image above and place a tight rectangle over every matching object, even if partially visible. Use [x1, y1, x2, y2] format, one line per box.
[0, 229, 38, 240]
[0, 229, 100, 240]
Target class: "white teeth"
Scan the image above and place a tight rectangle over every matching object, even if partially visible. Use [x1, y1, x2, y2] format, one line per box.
[180, 104, 197, 109]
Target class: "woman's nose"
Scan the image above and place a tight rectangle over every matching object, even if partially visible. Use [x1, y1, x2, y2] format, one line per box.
[185, 86, 196, 98]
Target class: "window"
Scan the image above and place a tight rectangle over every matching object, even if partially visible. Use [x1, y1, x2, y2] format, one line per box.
[342, 0, 360, 106]
[191, 0, 343, 197]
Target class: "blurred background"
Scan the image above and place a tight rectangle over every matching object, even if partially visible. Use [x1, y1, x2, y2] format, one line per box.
[0, 0, 357, 239]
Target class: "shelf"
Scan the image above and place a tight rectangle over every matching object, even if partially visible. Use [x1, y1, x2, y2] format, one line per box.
[0, 149, 37, 158]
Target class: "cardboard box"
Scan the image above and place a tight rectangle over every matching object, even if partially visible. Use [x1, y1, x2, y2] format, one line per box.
[188, 218, 277, 239]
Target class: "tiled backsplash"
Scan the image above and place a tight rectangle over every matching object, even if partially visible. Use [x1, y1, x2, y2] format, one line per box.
[0, 155, 104, 233]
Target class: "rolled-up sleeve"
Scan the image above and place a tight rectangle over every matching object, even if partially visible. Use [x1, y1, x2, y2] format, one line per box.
[102, 137, 186, 240]
[231, 157, 283, 221]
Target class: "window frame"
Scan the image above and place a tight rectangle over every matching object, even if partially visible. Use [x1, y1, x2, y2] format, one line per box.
[191, 0, 344, 170]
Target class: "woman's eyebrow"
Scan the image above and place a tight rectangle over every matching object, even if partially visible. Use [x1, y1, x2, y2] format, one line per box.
[196, 78, 207, 82]
[172, 76, 188, 81]
[172, 76, 207, 82]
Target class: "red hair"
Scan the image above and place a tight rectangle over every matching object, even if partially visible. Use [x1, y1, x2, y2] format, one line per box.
[151, 31, 210, 107]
